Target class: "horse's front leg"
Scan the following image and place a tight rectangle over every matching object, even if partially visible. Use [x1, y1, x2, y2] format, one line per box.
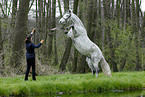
[66, 24, 74, 30]
[93, 61, 99, 78]
[64, 24, 74, 35]
[86, 57, 95, 75]
[91, 54, 101, 78]
[62, 24, 74, 34]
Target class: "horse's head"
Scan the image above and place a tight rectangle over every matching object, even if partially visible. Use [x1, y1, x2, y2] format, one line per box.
[59, 10, 72, 25]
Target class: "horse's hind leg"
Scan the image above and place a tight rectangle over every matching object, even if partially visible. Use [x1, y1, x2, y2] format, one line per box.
[92, 57, 101, 78]
[86, 57, 95, 75]
[93, 62, 99, 77]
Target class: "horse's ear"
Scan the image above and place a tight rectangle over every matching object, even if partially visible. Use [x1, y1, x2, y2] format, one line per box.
[66, 9, 72, 14]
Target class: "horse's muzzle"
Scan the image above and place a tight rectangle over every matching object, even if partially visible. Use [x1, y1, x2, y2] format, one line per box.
[59, 19, 65, 24]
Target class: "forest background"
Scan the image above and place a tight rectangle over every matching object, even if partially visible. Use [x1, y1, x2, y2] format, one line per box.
[0, 0, 145, 77]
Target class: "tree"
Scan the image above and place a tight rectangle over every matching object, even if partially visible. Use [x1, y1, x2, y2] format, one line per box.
[71, 0, 79, 73]
[52, 0, 58, 65]
[87, 0, 94, 41]
[142, 12, 145, 47]
[11, 0, 30, 68]
[76, 0, 86, 73]
[11, 0, 18, 27]
[135, 0, 141, 70]
[123, 0, 126, 30]
[47, 0, 53, 58]
[58, 0, 63, 17]
[59, 0, 71, 72]
[0, 17, 2, 55]
[0, 1, 11, 73]
[104, 0, 118, 72]
[0, 16, 4, 68]
[47, 0, 52, 58]
[84, 0, 94, 72]
[101, 0, 105, 52]
[64, 0, 69, 12]
[126, 0, 131, 25]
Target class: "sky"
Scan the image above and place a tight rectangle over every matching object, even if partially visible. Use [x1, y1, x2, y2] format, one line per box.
[141, 0, 145, 12]
[29, 0, 145, 19]
[0, 0, 145, 18]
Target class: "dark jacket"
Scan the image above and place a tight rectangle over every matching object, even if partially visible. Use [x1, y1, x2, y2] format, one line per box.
[26, 43, 41, 59]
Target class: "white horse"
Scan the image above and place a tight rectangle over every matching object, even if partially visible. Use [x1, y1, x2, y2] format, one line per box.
[59, 10, 111, 77]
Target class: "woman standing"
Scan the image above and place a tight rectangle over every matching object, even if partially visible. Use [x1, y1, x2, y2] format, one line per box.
[24, 28, 44, 81]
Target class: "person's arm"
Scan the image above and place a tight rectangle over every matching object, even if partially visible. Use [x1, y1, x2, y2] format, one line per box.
[31, 40, 44, 48]
[31, 43, 41, 48]
[30, 28, 35, 36]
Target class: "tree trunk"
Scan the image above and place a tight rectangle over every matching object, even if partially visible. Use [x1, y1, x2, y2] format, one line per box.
[87, 0, 94, 41]
[47, 0, 53, 58]
[58, 0, 62, 17]
[142, 12, 145, 47]
[59, 38, 72, 72]
[104, 0, 118, 72]
[71, 0, 79, 73]
[101, 0, 105, 52]
[44, 0, 50, 45]
[35, 0, 42, 54]
[82, 0, 94, 73]
[120, 55, 127, 71]
[0, 17, 2, 56]
[11, 0, 18, 27]
[123, 0, 126, 30]
[115, 0, 121, 27]
[11, 0, 30, 68]
[0, 16, 4, 70]
[92, 0, 97, 44]
[135, 0, 141, 70]
[35, 0, 38, 45]
[126, 0, 131, 25]
[80, 55, 87, 73]
[64, 0, 69, 12]
[52, 0, 58, 65]
[41, 0, 47, 57]
[141, 12, 145, 69]
[0, 16, 2, 55]
[111, 0, 114, 18]
[59, 0, 70, 72]
[76, 0, 86, 73]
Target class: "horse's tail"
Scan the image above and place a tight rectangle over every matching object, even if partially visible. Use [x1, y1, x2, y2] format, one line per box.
[100, 56, 112, 77]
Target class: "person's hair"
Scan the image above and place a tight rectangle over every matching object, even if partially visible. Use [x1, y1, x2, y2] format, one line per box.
[25, 35, 32, 44]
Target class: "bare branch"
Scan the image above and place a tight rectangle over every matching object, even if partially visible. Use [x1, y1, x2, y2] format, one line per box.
[28, 0, 35, 12]
[0, 3, 6, 18]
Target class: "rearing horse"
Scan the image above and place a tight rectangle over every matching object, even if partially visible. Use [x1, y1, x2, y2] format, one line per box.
[59, 10, 111, 77]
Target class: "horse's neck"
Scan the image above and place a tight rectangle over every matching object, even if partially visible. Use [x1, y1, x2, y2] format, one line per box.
[71, 13, 85, 28]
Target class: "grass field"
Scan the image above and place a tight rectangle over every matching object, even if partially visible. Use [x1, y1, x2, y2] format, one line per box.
[0, 71, 144, 96]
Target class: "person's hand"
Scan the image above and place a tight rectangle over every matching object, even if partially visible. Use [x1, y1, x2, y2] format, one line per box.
[31, 28, 35, 35]
[40, 40, 44, 44]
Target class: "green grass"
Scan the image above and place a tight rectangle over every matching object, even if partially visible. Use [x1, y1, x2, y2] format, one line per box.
[0, 71, 144, 96]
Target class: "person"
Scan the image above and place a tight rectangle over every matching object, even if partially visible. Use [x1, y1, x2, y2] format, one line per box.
[24, 28, 44, 81]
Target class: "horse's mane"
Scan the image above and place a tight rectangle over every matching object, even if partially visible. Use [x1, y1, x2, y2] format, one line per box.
[71, 13, 85, 28]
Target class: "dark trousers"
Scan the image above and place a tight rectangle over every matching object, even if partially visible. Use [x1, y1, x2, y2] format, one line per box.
[25, 58, 36, 81]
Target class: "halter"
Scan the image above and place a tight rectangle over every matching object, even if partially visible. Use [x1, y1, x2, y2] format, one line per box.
[62, 13, 71, 21]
